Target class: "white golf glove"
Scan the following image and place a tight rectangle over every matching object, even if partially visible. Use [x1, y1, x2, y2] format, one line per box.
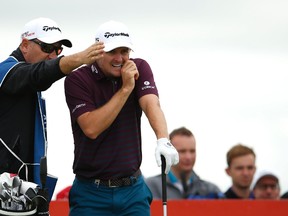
[155, 138, 179, 174]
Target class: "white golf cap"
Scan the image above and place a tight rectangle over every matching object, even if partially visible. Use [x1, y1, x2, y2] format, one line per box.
[95, 20, 134, 52]
[251, 170, 279, 189]
[20, 17, 72, 47]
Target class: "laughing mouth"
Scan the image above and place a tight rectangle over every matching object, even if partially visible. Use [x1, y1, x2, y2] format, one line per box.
[112, 63, 123, 68]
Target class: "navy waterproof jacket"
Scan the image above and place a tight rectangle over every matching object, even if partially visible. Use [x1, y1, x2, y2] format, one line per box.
[0, 47, 63, 183]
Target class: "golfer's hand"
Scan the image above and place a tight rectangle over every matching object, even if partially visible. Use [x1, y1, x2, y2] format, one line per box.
[155, 138, 179, 174]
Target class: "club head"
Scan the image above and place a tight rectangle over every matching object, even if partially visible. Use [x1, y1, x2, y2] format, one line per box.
[2, 182, 11, 192]
[1, 190, 11, 201]
[12, 176, 21, 188]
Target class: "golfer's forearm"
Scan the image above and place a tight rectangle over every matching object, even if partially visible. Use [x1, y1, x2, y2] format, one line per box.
[140, 95, 169, 139]
[59, 53, 83, 75]
[147, 109, 168, 139]
[79, 88, 132, 139]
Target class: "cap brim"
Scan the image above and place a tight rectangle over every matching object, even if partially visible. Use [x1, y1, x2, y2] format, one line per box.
[104, 42, 133, 52]
[60, 39, 72, 48]
[38, 36, 72, 48]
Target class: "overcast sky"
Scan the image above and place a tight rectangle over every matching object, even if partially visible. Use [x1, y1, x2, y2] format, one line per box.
[1, 0, 288, 199]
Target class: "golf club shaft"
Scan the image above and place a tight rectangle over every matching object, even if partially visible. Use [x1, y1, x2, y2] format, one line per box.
[161, 155, 167, 216]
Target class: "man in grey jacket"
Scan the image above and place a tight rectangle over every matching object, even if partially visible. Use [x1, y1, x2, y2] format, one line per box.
[145, 127, 224, 199]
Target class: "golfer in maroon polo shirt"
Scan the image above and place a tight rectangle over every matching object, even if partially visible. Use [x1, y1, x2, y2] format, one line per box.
[64, 20, 179, 215]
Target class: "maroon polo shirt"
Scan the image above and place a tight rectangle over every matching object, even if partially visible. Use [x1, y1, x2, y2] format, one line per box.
[64, 58, 158, 179]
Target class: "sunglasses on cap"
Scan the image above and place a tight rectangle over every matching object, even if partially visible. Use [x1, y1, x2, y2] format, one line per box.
[31, 39, 63, 55]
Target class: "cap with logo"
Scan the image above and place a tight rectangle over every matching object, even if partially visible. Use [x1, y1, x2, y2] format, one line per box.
[20, 17, 72, 47]
[95, 20, 134, 52]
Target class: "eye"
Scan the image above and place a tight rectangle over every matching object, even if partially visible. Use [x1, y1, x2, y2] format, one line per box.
[121, 49, 130, 55]
[42, 44, 55, 53]
[107, 49, 116, 54]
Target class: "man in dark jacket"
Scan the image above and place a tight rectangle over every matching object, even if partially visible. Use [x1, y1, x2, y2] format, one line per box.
[0, 17, 104, 184]
[224, 144, 256, 199]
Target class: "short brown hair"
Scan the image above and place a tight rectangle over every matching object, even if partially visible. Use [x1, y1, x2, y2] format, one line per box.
[226, 144, 256, 167]
[169, 127, 194, 140]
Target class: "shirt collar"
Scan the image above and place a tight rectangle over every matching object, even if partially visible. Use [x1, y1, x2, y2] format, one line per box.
[168, 171, 194, 184]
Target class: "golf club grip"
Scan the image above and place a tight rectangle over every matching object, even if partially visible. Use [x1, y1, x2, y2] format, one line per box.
[40, 156, 47, 188]
[161, 155, 167, 203]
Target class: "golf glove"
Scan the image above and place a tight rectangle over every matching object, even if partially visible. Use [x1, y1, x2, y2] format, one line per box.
[155, 138, 179, 174]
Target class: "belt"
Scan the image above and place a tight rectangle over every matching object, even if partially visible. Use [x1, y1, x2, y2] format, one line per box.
[76, 170, 141, 188]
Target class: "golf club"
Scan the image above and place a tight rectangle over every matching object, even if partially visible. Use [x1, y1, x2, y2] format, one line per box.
[161, 155, 167, 216]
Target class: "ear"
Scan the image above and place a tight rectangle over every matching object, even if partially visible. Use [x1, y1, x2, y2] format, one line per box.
[225, 167, 231, 176]
[20, 38, 30, 53]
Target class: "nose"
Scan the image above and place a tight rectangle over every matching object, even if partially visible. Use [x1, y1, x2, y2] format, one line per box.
[113, 52, 123, 61]
[243, 167, 252, 176]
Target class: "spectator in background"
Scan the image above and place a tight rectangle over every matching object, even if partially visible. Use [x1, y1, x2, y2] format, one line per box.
[145, 126, 224, 199]
[252, 171, 280, 199]
[224, 144, 256, 199]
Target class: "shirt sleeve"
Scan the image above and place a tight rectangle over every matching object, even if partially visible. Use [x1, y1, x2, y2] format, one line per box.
[64, 67, 96, 124]
[2, 57, 64, 94]
[133, 58, 159, 99]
